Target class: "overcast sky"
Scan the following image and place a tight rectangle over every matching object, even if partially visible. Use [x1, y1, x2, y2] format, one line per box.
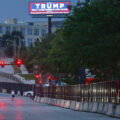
[0, 0, 79, 23]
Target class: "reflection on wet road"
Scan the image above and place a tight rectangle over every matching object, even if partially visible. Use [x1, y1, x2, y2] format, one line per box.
[0, 93, 119, 120]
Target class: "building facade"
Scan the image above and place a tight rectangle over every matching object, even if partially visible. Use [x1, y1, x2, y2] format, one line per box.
[0, 19, 48, 47]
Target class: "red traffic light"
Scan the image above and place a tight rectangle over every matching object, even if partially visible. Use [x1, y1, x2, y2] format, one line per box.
[0, 60, 5, 68]
[48, 76, 52, 81]
[16, 59, 22, 67]
[38, 80, 42, 84]
[35, 74, 40, 79]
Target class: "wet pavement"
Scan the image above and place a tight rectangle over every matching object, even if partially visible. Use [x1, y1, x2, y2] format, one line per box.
[0, 93, 119, 120]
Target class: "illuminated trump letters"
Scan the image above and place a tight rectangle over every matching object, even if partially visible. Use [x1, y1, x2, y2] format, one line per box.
[30, 2, 70, 15]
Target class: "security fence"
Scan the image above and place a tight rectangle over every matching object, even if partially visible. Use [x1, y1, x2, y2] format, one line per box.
[35, 80, 120, 104]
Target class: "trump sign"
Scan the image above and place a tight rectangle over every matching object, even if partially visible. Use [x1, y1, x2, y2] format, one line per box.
[30, 2, 70, 15]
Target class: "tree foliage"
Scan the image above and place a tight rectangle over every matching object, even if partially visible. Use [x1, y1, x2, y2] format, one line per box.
[22, 0, 120, 83]
[2, 31, 24, 56]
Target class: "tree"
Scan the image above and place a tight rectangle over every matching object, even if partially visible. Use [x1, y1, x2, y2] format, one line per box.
[2, 31, 24, 57]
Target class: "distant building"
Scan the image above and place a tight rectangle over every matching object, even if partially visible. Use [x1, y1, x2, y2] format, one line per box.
[0, 19, 62, 47]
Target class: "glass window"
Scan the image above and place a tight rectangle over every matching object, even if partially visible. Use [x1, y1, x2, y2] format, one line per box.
[13, 27, 17, 31]
[5, 26, 11, 34]
[20, 27, 25, 35]
[41, 29, 46, 36]
[0, 26, 3, 34]
[34, 29, 39, 35]
[21, 39, 26, 46]
[28, 38, 32, 46]
[27, 28, 32, 35]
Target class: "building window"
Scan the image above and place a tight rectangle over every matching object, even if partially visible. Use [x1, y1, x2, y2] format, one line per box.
[27, 28, 32, 35]
[13, 27, 17, 31]
[20, 27, 25, 35]
[5, 26, 11, 34]
[28, 38, 32, 46]
[21, 39, 26, 46]
[0, 26, 3, 34]
[34, 29, 39, 35]
[41, 29, 46, 36]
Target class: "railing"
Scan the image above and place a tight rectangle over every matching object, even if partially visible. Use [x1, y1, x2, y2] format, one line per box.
[0, 72, 22, 83]
[35, 80, 120, 104]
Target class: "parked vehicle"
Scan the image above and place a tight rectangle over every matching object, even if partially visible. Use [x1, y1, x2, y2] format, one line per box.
[23, 91, 34, 97]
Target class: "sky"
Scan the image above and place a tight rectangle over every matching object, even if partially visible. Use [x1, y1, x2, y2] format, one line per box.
[0, 0, 79, 23]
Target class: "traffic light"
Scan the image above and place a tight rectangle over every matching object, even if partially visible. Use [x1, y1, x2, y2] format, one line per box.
[48, 76, 51, 82]
[16, 59, 22, 67]
[0, 60, 5, 68]
[38, 80, 42, 84]
[35, 74, 40, 79]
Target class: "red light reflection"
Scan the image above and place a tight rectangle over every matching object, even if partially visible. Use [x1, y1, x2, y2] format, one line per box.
[0, 101, 5, 110]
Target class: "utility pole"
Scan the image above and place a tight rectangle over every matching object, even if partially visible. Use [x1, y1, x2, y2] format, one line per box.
[13, 40, 16, 58]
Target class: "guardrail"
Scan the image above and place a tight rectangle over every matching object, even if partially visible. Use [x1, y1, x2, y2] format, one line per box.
[35, 80, 120, 104]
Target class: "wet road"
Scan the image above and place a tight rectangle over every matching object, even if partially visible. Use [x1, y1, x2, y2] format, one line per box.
[0, 94, 119, 120]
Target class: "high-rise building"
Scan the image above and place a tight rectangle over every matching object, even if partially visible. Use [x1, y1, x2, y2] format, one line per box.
[0, 19, 61, 47]
[0, 19, 63, 47]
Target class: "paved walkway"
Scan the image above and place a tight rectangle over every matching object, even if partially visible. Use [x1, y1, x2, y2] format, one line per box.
[0, 94, 119, 120]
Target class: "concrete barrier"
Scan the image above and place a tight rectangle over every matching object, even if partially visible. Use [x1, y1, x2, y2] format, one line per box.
[114, 104, 120, 118]
[56, 99, 60, 106]
[52, 99, 56, 105]
[44, 97, 48, 104]
[47, 98, 51, 104]
[49, 98, 53, 105]
[70, 101, 76, 110]
[79, 102, 84, 111]
[82, 102, 89, 111]
[64, 100, 71, 109]
[34, 96, 37, 101]
[91, 102, 98, 112]
[75, 102, 80, 110]
[97, 103, 104, 113]
[46, 98, 51, 104]
[106, 103, 115, 116]
[40, 97, 44, 103]
[59, 99, 65, 107]
[37, 97, 40, 102]
[88, 102, 93, 112]
[54, 99, 58, 106]
[102, 103, 109, 114]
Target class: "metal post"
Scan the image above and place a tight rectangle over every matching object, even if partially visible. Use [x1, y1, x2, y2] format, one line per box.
[13, 40, 16, 58]
[48, 17, 51, 34]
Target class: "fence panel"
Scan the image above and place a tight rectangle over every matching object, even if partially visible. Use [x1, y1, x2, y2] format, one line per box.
[36, 80, 120, 104]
